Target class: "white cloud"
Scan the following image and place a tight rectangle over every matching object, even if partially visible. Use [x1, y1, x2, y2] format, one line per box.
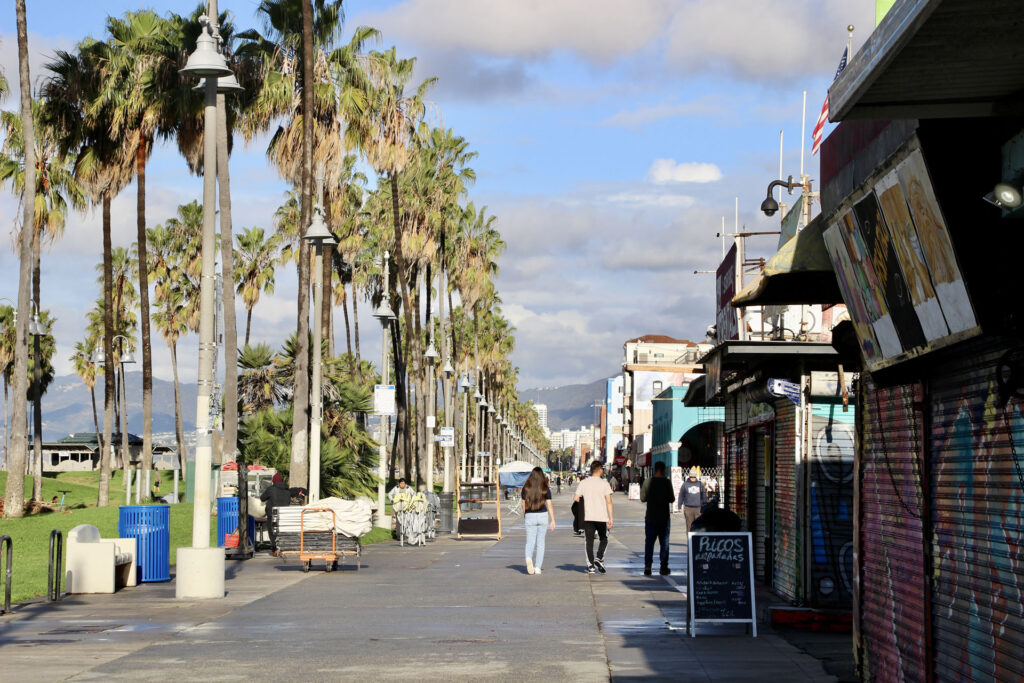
[647, 159, 723, 184]
[358, 0, 675, 63]
[606, 192, 696, 208]
[601, 97, 726, 127]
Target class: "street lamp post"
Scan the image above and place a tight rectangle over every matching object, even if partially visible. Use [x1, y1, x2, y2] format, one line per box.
[373, 252, 397, 527]
[424, 339, 439, 491]
[304, 172, 335, 504]
[176, 11, 232, 600]
[92, 336, 135, 504]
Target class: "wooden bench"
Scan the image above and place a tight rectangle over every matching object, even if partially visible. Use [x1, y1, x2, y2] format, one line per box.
[65, 524, 137, 594]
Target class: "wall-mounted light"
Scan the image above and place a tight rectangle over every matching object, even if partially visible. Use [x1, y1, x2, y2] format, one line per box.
[983, 182, 1023, 210]
[760, 175, 800, 216]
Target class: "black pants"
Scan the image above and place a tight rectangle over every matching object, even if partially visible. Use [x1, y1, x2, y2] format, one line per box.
[644, 518, 670, 570]
[584, 521, 608, 565]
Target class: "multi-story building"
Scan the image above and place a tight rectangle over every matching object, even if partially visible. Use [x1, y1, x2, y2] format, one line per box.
[605, 376, 624, 462]
[531, 403, 548, 430]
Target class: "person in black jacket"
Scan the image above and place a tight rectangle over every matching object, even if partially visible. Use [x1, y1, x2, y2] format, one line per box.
[260, 473, 291, 555]
[640, 461, 676, 575]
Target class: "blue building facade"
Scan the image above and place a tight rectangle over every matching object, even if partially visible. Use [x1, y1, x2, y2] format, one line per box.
[651, 385, 724, 470]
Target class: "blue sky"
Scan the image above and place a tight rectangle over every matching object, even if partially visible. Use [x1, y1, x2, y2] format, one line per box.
[0, 0, 875, 392]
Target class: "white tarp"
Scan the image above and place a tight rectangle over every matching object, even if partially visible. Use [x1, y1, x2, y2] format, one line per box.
[498, 460, 536, 473]
[278, 497, 373, 537]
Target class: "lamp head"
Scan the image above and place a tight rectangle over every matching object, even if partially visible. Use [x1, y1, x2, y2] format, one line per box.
[373, 300, 397, 322]
[424, 342, 440, 362]
[459, 374, 471, 390]
[121, 350, 136, 364]
[994, 182, 1023, 209]
[303, 205, 335, 243]
[192, 72, 244, 93]
[28, 314, 44, 337]
[90, 348, 106, 365]
[179, 18, 232, 78]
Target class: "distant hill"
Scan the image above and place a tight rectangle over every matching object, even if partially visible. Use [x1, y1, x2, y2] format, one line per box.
[35, 371, 196, 441]
[520, 377, 611, 430]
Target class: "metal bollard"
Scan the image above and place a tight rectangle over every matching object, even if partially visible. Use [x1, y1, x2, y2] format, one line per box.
[1, 535, 11, 614]
[48, 529, 63, 602]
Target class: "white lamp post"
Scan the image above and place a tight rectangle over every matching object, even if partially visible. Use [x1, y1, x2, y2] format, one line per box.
[176, 12, 232, 600]
[304, 174, 335, 504]
[373, 252, 397, 527]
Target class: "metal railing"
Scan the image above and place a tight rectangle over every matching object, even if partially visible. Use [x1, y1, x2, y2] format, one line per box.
[1, 535, 11, 614]
[48, 529, 63, 602]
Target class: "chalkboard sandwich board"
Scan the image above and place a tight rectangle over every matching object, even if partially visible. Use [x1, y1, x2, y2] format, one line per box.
[687, 531, 757, 637]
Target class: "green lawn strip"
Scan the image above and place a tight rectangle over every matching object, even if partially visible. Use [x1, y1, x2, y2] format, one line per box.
[0, 501, 393, 604]
[0, 470, 182, 510]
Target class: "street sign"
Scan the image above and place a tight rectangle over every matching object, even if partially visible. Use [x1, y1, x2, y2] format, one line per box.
[437, 427, 455, 448]
[767, 378, 801, 405]
[614, 453, 627, 466]
[373, 384, 396, 416]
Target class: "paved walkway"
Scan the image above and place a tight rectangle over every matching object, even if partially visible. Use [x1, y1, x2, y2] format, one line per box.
[1, 490, 837, 681]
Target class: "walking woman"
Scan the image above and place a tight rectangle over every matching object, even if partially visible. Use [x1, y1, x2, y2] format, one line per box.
[523, 467, 556, 575]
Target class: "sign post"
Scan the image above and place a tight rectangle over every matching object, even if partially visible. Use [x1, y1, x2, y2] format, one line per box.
[687, 531, 757, 637]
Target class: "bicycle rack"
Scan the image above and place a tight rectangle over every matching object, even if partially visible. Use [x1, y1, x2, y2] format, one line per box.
[48, 529, 63, 602]
[1, 535, 11, 614]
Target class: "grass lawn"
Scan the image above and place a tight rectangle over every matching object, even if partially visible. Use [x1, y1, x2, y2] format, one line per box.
[0, 470, 393, 605]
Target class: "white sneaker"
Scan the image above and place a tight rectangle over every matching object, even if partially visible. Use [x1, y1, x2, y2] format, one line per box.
[526, 557, 535, 575]
[534, 568, 542, 575]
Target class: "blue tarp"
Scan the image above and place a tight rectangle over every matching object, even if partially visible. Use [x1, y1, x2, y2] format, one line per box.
[498, 471, 530, 488]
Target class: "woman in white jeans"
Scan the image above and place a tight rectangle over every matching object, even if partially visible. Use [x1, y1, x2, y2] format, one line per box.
[522, 467, 556, 575]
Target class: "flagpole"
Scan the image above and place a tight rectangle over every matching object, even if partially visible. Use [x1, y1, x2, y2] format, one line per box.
[848, 25, 854, 59]
[778, 130, 784, 203]
[800, 91, 807, 177]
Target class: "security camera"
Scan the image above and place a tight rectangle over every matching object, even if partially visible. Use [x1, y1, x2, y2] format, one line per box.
[760, 196, 780, 217]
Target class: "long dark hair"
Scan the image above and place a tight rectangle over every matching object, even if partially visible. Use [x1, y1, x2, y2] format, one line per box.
[522, 467, 549, 511]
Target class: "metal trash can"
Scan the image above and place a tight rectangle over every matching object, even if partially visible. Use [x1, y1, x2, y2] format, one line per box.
[216, 496, 255, 547]
[438, 492, 455, 534]
[118, 505, 170, 583]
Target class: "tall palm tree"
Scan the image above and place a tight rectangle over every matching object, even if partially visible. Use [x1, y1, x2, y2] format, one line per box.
[43, 39, 135, 507]
[238, 0, 374, 488]
[3, 0, 38, 518]
[71, 339, 102, 450]
[234, 227, 280, 346]
[151, 285, 191, 472]
[0, 99, 87, 500]
[0, 306, 13, 471]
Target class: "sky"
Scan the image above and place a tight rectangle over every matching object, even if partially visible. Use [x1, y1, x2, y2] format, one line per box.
[0, 0, 875, 392]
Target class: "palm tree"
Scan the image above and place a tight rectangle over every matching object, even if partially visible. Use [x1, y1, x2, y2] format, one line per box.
[238, 0, 374, 488]
[43, 39, 135, 507]
[151, 285, 191, 472]
[71, 339, 102, 450]
[234, 227, 280, 346]
[238, 343, 287, 416]
[3, 0, 38, 518]
[0, 306, 14, 471]
[0, 99, 87, 500]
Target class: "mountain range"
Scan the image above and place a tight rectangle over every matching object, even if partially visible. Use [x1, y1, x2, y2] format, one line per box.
[519, 377, 611, 431]
[21, 371, 197, 442]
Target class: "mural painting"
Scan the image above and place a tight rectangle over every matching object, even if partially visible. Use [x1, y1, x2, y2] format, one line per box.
[809, 406, 855, 606]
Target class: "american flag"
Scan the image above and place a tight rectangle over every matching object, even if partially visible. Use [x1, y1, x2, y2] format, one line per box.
[811, 47, 849, 156]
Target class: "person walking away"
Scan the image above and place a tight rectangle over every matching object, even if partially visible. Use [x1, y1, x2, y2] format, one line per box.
[640, 461, 675, 575]
[522, 467, 556, 575]
[677, 468, 707, 534]
[260, 473, 291, 556]
[574, 461, 614, 574]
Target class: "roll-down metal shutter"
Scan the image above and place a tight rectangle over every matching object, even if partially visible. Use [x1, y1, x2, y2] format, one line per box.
[857, 377, 928, 681]
[774, 400, 800, 602]
[808, 405, 855, 608]
[752, 425, 768, 582]
[928, 338, 1024, 681]
[727, 429, 748, 526]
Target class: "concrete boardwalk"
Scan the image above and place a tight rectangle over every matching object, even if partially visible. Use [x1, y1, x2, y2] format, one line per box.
[1, 490, 835, 681]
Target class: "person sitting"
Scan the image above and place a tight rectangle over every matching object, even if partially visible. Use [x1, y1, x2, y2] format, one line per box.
[260, 473, 291, 556]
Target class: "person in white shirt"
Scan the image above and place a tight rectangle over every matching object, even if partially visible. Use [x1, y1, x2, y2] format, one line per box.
[574, 460, 614, 574]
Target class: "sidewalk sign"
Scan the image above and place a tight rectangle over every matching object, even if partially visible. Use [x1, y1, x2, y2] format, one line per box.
[670, 466, 683, 498]
[628, 482, 640, 500]
[687, 532, 757, 637]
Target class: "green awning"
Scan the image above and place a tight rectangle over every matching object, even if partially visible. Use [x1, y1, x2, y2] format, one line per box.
[731, 217, 842, 307]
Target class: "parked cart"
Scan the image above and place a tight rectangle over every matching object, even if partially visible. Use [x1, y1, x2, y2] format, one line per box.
[273, 506, 362, 572]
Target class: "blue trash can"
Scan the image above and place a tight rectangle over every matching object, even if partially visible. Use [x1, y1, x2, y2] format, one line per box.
[118, 505, 170, 583]
[216, 496, 255, 548]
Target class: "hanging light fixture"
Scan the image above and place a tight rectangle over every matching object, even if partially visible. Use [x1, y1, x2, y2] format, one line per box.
[459, 374, 471, 391]
[90, 348, 106, 365]
[424, 342, 440, 362]
[28, 313, 44, 337]
[442, 358, 455, 377]
[373, 298, 397, 322]
[193, 72, 244, 93]
[303, 205, 335, 243]
[179, 17, 233, 78]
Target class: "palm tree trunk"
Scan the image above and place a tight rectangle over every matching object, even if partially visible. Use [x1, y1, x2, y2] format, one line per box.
[290, 0, 315, 489]
[322, 242, 332, 358]
[216, 92, 239, 465]
[351, 280, 361, 373]
[98, 192, 114, 507]
[245, 308, 253, 347]
[3, 378, 9, 472]
[90, 383, 100, 447]
[170, 340, 187, 474]
[32, 222, 43, 501]
[342, 284, 353, 363]
[3, 0, 35, 519]
[136, 134, 155, 493]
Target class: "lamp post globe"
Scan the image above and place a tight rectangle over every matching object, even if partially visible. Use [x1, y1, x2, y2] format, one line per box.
[179, 19, 232, 78]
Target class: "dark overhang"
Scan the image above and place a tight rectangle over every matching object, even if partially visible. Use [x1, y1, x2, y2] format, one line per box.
[830, 0, 1024, 121]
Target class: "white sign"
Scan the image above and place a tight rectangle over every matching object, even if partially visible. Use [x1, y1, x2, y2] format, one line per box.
[426, 415, 436, 429]
[671, 466, 684, 501]
[373, 384, 396, 416]
[628, 483, 641, 500]
[438, 427, 455, 448]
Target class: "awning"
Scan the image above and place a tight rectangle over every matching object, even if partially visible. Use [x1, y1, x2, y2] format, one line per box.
[683, 376, 707, 407]
[829, 0, 1024, 121]
[731, 217, 842, 307]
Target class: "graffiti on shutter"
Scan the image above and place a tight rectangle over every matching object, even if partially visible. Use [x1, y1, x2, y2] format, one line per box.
[929, 339, 1024, 681]
[858, 377, 928, 681]
[809, 403, 855, 607]
[727, 429, 748, 526]
[774, 400, 800, 602]
[752, 425, 768, 581]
